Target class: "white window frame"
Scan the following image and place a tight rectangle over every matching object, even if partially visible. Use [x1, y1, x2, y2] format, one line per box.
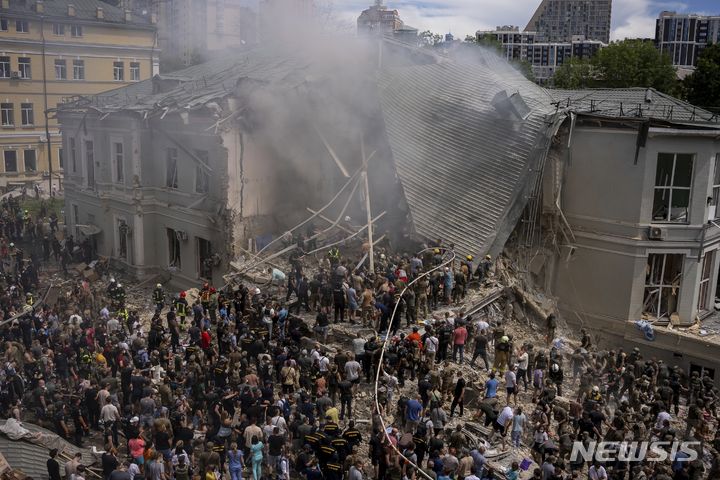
[20, 103, 33, 126]
[70, 24, 82, 37]
[697, 250, 715, 314]
[52, 23, 65, 35]
[0, 56, 10, 78]
[113, 61, 124, 81]
[643, 253, 684, 320]
[0, 103, 13, 126]
[130, 62, 140, 81]
[54, 59, 66, 80]
[73, 59, 84, 80]
[111, 139, 124, 184]
[18, 57, 31, 79]
[652, 152, 694, 223]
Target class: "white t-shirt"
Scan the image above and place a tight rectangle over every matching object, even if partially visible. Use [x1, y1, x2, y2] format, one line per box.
[589, 466, 608, 480]
[425, 336, 438, 353]
[496, 406, 513, 427]
[655, 411, 671, 430]
[318, 356, 330, 372]
[504, 370, 517, 388]
[100, 403, 119, 422]
[517, 352, 529, 370]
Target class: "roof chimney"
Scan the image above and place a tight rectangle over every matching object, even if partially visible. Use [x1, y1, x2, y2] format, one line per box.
[96, 7, 103, 19]
[124, 8, 132, 22]
[1, 0, 9, 9]
[35, 1, 44, 13]
[68, 4, 76, 17]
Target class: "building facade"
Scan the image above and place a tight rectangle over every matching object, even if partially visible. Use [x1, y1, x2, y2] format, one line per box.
[530, 91, 720, 380]
[477, 27, 604, 81]
[525, 0, 612, 44]
[655, 11, 720, 69]
[0, 0, 157, 190]
[357, 1, 404, 35]
[156, 0, 257, 68]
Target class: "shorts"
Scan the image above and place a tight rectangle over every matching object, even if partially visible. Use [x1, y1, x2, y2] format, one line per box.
[493, 422, 505, 434]
[506, 386, 516, 395]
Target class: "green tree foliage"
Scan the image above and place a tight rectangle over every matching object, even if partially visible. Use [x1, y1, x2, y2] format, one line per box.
[684, 43, 720, 113]
[551, 39, 679, 94]
[552, 58, 593, 89]
[419, 30, 443, 47]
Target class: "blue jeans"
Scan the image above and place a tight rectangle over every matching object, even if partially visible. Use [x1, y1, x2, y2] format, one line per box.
[230, 468, 243, 480]
[453, 344, 465, 363]
[511, 430, 522, 447]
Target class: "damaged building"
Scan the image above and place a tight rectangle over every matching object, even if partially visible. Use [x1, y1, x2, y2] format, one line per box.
[56, 38, 720, 375]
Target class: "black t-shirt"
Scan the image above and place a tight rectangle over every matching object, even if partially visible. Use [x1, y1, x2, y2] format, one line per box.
[102, 453, 118, 477]
[578, 417, 595, 435]
[589, 410, 605, 429]
[268, 434, 284, 456]
[155, 430, 171, 450]
[47, 458, 61, 480]
[454, 378, 466, 396]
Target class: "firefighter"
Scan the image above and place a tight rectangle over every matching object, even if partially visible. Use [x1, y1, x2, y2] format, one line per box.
[176, 291, 189, 325]
[153, 283, 164, 311]
[200, 283, 211, 314]
[328, 246, 341, 266]
[25, 292, 33, 307]
[107, 277, 118, 300]
[114, 283, 126, 308]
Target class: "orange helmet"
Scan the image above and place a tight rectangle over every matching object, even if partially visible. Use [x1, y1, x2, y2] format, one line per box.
[180, 291, 186, 298]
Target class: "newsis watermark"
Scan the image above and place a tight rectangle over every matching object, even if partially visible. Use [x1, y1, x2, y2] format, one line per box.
[570, 441, 701, 463]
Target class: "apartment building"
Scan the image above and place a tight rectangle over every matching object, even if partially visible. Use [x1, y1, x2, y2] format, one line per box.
[477, 27, 604, 81]
[525, 0, 612, 44]
[357, 1, 405, 35]
[0, 0, 157, 190]
[655, 11, 720, 68]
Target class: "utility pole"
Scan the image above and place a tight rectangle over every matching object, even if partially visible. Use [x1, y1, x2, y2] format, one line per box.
[40, 15, 53, 195]
[361, 136, 374, 274]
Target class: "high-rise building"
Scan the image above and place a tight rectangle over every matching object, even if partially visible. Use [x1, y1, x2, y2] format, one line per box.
[151, 0, 257, 69]
[0, 0, 157, 190]
[477, 27, 605, 82]
[525, 0, 612, 44]
[655, 11, 720, 69]
[357, 0, 404, 35]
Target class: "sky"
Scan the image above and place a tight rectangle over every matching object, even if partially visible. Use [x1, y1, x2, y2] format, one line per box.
[331, 0, 720, 41]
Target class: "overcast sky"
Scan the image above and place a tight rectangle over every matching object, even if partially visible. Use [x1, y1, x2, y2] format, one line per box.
[332, 0, 719, 41]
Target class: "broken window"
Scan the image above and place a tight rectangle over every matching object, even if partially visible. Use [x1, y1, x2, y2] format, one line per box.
[698, 251, 714, 313]
[712, 154, 720, 220]
[198, 237, 212, 279]
[117, 219, 129, 260]
[643, 253, 683, 320]
[167, 228, 181, 268]
[194, 149, 209, 194]
[652, 153, 693, 223]
[85, 140, 95, 189]
[165, 147, 178, 188]
[113, 142, 124, 183]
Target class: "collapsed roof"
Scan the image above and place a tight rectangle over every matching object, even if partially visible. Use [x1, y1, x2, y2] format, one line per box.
[58, 38, 720, 259]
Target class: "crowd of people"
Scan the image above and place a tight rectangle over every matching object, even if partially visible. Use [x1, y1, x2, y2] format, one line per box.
[0, 227, 719, 480]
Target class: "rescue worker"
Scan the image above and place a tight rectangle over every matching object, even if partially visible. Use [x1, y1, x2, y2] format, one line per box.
[114, 283, 126, 308]
[153, 283, 164, 311]
[176, 291, 189, 325]
[476, 254, 493, 281]
[200, 283, 211, 314]
[328, 246, 341, 266]
[25, 292, 33, 307]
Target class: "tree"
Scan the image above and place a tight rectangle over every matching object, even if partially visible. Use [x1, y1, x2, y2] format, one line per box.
[591, 39, 678, 95]
[419, 30, 443, 48]
[552, 58, 594, 89]
[684, 43, 720, 113]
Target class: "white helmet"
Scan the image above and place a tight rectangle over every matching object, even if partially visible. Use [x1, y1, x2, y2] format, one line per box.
[156, 283, 162, 288]
[117, 283, 122, 288]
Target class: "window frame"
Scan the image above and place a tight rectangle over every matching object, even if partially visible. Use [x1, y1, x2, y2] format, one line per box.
[651, 152, 694, 224]
[3, 150, 17, 172]
[54, 59, 67, 80]
[0, 102, 13, 126]
[697, 250, 715, 314]
[18, 57, 31, 79]
[112, 140, 124, 184]
[23, 149, 36, 172]
[113, 61, 124, 81]
[0, 56, 10, 78]
[15, 19, 29, 33]
[643, 253, 684, 320]
[72, 59, 84, 80]
[0, 18, 8, 32]
[130, 62, 140, 81]
[52, 23, 65, 36]
[165, 147, 178, 188]
[70, 24, 82, 37]
[69, 137, 76, 173]
[194, 149, 209, 194]
[20, 102, 33, 126]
